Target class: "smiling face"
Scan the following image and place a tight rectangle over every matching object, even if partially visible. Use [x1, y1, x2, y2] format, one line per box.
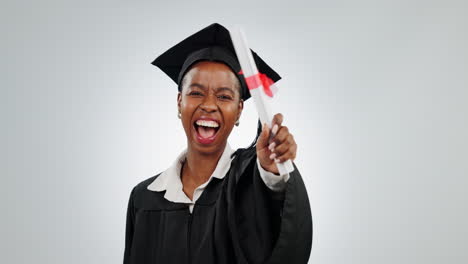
[177, 61, 244, 155]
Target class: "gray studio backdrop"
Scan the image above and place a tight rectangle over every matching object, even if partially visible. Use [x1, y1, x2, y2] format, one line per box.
[1, 0, 467, 263]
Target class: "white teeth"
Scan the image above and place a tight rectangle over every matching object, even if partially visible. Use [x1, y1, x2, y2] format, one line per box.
[196, 120, 219, 128]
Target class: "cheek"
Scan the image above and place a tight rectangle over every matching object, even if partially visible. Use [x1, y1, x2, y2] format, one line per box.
[180, 98, 197, 112]
[180, 100, 196, 125]
[222, 104, 240, 122]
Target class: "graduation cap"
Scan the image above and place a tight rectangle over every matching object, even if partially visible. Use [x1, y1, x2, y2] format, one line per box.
[151, 23, 281, 101]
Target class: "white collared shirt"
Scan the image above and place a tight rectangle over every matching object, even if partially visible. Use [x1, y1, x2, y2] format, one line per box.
[147, 143, 290, 213]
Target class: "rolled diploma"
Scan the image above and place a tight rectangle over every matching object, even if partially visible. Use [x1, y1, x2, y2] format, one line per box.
[229, 26, 295, 175]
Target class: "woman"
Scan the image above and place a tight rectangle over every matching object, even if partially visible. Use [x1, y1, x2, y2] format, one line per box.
[123, 23, 312, 264]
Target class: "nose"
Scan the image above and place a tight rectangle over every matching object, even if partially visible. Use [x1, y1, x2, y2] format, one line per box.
[200, 94, 218, 113]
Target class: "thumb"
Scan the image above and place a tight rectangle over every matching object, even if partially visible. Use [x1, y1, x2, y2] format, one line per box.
[256, 123, 270, 149]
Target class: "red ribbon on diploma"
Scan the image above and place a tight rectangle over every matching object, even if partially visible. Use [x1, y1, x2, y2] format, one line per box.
[239, 70, 275, 97]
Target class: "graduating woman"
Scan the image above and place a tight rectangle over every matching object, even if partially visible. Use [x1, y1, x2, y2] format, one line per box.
[123, 23, 312, 264]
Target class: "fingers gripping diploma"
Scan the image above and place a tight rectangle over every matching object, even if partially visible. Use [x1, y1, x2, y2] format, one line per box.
[256, 113, 297, 175]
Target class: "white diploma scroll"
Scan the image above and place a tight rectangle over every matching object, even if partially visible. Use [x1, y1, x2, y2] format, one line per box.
[229, 26, 295, 175]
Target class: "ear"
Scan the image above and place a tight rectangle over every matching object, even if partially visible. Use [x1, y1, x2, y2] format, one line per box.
[237, 99, 244, 121]
[177, 92, 182, 112]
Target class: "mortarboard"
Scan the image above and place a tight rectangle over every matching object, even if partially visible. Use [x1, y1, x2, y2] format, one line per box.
[151, 23, 281, 101]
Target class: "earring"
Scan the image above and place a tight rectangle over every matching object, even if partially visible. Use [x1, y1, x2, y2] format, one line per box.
[178, 111, 181, 119]
[235, 120, 240, 126]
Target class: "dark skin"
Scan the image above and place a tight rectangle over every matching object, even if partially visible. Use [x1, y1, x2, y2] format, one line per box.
[177, 61, 297, 200]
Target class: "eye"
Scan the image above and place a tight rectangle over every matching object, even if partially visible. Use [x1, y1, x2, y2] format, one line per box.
[218, 94, 233, 100]
[189, 91, 203, 96]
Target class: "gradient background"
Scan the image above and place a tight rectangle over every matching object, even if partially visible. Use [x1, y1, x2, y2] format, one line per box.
[2, 0, 467, 263]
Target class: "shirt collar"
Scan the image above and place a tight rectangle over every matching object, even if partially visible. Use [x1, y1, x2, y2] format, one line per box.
[147, 143, 235, 203]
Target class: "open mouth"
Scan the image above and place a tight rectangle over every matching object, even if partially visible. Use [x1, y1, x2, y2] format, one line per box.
[193, 119, 220, 143]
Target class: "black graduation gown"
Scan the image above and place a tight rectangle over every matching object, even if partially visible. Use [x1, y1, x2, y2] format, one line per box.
[123, 146, 312, 264]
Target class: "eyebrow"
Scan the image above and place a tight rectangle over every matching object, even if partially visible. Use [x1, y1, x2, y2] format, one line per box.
[216, 87, 236, 94]
[189, 83, 206, 90]
[189, 83, 236, 94]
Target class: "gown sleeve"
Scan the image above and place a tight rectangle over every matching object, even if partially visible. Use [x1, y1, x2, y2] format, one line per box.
[123, 187, 136, 264]
[266, 162, 313, 264]
[226, 148, 313, 264]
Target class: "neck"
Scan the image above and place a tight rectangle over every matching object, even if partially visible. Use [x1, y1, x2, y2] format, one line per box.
[182, 142, 227, 187]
